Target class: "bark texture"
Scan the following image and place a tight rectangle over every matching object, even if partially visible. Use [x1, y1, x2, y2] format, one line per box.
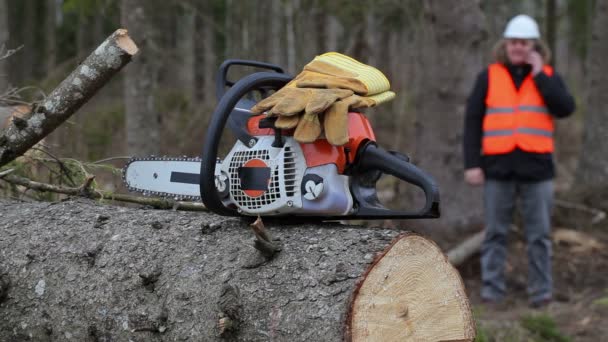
[575, 0, 608, 210]
[0, 29, 137, 168]
[0, 198, 473, 341]
[121, 0, 161, 157]
[414, 0, 487, 230]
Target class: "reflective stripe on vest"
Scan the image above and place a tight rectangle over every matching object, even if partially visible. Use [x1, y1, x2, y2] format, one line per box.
[482, 63, 555, 155]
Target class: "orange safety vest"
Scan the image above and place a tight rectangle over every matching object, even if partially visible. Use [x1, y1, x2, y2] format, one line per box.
[482, 63, 554, 155]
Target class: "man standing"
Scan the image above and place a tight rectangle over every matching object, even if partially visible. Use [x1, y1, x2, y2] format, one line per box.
[463, 15, 575, 307]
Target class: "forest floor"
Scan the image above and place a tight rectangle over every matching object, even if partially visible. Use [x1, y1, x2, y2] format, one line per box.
[456, 226, 608, 342]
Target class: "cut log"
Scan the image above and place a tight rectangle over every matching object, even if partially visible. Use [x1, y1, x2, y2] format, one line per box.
[347, 234, 476, 341]
[0, 198, 475, 341]
[0, 29, 138, 168]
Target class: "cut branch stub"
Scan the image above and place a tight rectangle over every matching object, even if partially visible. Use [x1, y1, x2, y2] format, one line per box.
[346, 233, 475, 342]
[0, 29, 138, 167]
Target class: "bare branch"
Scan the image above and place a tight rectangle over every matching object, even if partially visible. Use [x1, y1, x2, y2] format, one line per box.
[0, 44, 23, 61]
[0, 173, 208, 211]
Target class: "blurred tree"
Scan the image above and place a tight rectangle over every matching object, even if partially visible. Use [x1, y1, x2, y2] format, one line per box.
[176, 4, 196, 103]
[567, 0, 593, 62]
[44, 0, 58, 74]
[545, 0, 556, 67]
[121, 0, 161, 156]
[413, 0, 487, 230]
[0, 0, 8, 91]
[576, 0, 608, 209]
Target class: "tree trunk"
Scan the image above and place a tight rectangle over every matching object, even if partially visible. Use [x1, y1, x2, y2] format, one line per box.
[413, 0, 487, 231]
[324, 15, 341, 52]
[0, 198, 475, 341]
[284, 0, 297, 73]
[545, 0, 557, 68]
[121, 0, 161, 157]
[201, 10, 219, 106]
[0, 29, 138, 167]
[575, 0, 608, 210]
[270, 0, 283, 66]
[43, 0, 57, 77]
[176, 8, 196, 103]
[21, 0, 36, 81]
[0, 0, 8, 91]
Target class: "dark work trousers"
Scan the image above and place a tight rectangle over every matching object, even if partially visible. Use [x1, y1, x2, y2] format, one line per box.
[481, 179, 553, 303]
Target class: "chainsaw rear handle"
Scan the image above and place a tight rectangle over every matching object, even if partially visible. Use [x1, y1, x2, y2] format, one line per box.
[202, 72, 293, 216]
[352, 141, 440, 219]
[216, 59, 286, 101]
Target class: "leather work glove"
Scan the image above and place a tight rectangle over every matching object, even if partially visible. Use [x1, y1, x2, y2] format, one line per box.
[250, 87, 353, 117]
[324, 91, 396, 146]
[250, 52, 395, 145]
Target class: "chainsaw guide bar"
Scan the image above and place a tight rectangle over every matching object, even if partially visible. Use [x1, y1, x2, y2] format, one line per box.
[122, 156, 204, 201]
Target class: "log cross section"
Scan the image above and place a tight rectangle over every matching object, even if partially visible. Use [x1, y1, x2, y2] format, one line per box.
[347, 233, 475, 341]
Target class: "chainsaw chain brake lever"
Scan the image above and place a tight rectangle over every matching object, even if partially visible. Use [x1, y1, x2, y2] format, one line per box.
[350, 141, 440, 219]
[215, 59, 291, 148]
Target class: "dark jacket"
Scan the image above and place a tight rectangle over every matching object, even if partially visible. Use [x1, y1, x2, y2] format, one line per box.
[463, 63, 575, 181]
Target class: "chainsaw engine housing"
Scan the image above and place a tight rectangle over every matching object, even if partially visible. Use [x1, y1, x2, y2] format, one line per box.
[215, 135, 353, 216]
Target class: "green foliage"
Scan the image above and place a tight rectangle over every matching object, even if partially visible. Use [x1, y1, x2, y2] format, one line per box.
[475, 324, 490, 342]
[593, 291, 608, 308]
[520, 314, 572, 342]
[62, 0, 106, 17]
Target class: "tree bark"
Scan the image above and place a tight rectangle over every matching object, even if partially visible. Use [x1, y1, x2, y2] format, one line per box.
[575, 0, 608, 210]
[121, 0, 161, 157]
[413, 0, 487, 231]
[0, 199, 474, 341]
[0, 29, 138, 168]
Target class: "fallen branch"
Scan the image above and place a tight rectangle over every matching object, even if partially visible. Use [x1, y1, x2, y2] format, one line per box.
[554, 199, 607, 225]
[0, 173, 207, 211]
[0, 29, 138, 167]
[447, 230, 485, 266]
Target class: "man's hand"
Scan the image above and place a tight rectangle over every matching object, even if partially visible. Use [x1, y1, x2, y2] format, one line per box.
[464, 167, 485, 186]
[527, 51, 543, 76]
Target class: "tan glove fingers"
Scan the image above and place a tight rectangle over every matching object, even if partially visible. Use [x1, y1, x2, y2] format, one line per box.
[275, 114, 300, 129]
[250, 93, 282, 114]
[294, 112, 322, 143]
[324, 101, 350, 146]
[304, 88, 353, 115]
[268, 88, 311, 116]
[345, 95, 377, 109]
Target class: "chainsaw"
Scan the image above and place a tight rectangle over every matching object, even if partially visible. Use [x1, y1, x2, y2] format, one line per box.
[123, 59, 440, 220]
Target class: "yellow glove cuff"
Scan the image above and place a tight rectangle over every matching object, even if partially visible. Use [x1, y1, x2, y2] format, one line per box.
[366, 91, 396, 106]
[306, 52, 391, 95]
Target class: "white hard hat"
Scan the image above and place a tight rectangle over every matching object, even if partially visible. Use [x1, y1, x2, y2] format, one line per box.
[503, 15, 540, 39]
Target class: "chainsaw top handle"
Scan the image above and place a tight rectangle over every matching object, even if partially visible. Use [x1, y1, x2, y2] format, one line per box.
[216, 59, 286, 101]
[202, 71, 293, 216]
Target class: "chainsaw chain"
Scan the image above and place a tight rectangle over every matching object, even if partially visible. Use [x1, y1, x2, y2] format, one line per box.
[122, 156, 203, 202]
